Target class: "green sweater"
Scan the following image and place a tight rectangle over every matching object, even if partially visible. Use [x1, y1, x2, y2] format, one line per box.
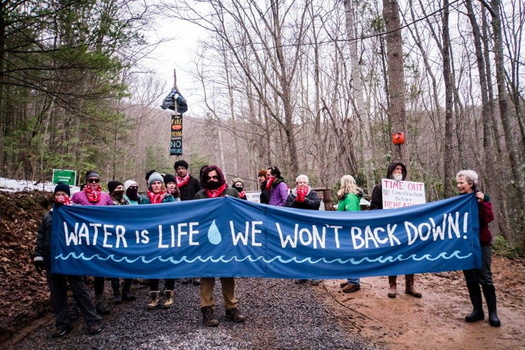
[336, 193, 360, 212]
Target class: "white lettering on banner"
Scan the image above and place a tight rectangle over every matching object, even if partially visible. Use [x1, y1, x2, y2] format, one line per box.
[63, 222, 127, 247]
[229, 221, 263, 246]
[405, 212, 467, 245]
[157, 223, 200, 248]
[350, 224, 400, 249]
[60, 211, 470, 250]
[275, 223, 342, 249]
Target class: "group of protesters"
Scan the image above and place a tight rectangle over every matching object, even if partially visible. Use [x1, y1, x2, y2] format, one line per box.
[33, 160, 500, 338]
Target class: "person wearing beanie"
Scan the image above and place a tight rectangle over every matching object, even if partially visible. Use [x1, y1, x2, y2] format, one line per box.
[456, 169, 500, 327]
[194, 165, 245, 327]
[108, 180, 127, 206]
[163, 174, 181, 201]
[231, 177, 247, 200]
[33, 183, 102, 337]
[257, 169, 270, 204]
[174, 160, 201, 201]
[123, 180, 140, 205]
[106, 180, 136, 304]
[71, 170, 113, 316]
[138, 171, 176, 309]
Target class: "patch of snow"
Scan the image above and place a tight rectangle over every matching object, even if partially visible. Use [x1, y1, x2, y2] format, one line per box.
[0, 177, 80, 194]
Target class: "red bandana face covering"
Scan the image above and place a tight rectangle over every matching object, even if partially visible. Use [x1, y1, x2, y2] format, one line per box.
[176, 174, 190, 188]
[85, 184, 102, 203]
[55, 194, 73, 206]
[204, 183, 227, 198]
[147, 190, 166, 204]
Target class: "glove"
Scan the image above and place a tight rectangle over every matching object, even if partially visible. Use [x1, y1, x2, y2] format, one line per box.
[296, 186, 307, 203]
[33, 258, 45, 275]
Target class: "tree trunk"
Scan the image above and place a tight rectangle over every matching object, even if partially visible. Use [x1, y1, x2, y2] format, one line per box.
[382, 0, 407, 163]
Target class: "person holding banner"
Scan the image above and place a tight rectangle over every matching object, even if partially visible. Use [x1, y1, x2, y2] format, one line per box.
[336, 175, 363, 293]
[123, 180, 140, 205]
[107, 180, 136, 304]
[139, 172, 177, 309]
[285, 174, 322, 285]
[174, 159, 201, 201]
[456, 170, 500, 327]
[194, 165, 245, 327]
[72, 170, 114, 315]
[370, 161, 423, 298]
[173, 160, 200, 285]
[266, 166, 288, 206]
[33, 182, 102, 337]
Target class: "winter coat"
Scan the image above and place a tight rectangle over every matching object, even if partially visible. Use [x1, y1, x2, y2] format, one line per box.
[268, 179, 288, 207]
[72, 191, 113, 206]
[138, 193, 176, 204]
[34, 209, 54, 268]
[123, 194, 140, 205]
[337, 193, 361, 212]
[179, 176, 201, 201]
[194, 187, 239, 199]
[370, 161, 407, 210]
[478, 196, 494, 246]
[285, 187, 321, 210]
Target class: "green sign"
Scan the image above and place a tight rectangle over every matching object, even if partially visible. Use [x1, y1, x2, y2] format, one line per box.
[52, 169, 77, 185]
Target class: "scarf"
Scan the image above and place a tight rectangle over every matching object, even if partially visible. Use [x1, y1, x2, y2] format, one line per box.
[147, 190, 167, 204]
[55, 194, 73, 207]
[238, 190, 246, 199]
[176, 174, 190, 188]
[265, 177, 275, 190]
[85, 184, 102, 203]
[204, 183, 227, 198]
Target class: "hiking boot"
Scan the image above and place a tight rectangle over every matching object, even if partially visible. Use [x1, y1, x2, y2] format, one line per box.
[51, 325, 72, 339]
[225, 308, 245, 323]
[201, 306, 220, 327]
[340, 281, 348, 288]
[96, 302, 110, 315]
[405, 275, 422, 298]
[342, 284, 361, 293]
[122, 289, 136, 302]
[148, 291, 160, 309]
[113, 291, 122, 305]
[163, 290, 173, 308]
[192, 278, 201, 285]
[388, 276, 397, 298]
[88, 323, 102, 335]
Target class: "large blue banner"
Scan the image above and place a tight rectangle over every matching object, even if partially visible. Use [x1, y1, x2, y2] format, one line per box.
[51, 193, 482, 279]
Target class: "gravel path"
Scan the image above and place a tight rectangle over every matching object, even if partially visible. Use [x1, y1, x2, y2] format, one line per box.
[8, 278, 380, 350]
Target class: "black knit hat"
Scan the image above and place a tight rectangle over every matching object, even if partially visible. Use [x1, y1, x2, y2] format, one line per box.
[54, 182, 71, 196]
[164, 174, 176, 184]
[145, 169, 157, 181]
[174, 160, 189, 170]
[108, 180, 123, 193]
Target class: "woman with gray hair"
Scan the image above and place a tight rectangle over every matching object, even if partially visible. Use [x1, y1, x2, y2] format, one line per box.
[456, 169, 501, 327]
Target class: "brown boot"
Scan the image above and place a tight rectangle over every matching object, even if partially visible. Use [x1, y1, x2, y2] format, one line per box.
[163, 290, 173, 308]
[225, 308, 245, 323]
[388, 276, 397, 298]
[405, 275, 422, 298]
[201, 306, 220, 327]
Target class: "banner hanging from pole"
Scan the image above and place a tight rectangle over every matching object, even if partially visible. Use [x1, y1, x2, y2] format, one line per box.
[170, 114, 183, 155]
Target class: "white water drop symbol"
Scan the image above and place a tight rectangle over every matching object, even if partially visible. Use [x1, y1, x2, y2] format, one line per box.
[207, 220, 222, 245]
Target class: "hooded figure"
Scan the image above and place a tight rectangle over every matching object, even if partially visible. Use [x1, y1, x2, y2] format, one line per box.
[231, 177, 247, 200]
[369, 161, 407, 210]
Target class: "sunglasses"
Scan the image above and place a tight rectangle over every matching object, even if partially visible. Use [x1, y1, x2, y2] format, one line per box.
[88, 178, 100, 183]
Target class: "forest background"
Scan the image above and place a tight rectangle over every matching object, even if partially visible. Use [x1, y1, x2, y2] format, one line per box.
[1, 0, 523, 251]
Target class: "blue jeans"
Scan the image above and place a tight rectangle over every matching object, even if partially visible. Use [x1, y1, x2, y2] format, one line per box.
[347, 277, 360, 285]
